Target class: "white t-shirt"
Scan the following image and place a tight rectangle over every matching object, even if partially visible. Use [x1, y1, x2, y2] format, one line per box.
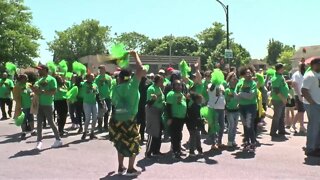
[302, 71, 320, 104]
[292, 71, 304, 96]
[207, 84, 225, 110]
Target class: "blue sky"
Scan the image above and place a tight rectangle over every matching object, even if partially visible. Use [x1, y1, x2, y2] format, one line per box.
[24, 0, 320, 63]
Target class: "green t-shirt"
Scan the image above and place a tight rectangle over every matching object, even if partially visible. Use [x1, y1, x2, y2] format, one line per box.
[54, 84, 68, 101]
[147, 84, 164, 109]
[235, 80, 257, 105]
[164, 78, 170, 86]
[166, 91, 187, 119]
[95, 74, 112, 99]
[20, 83, 32, 109]
[0, 78, 14, 99]
[35, 75, 57, 106]
[271, 73, 289, 101]
[82, 82, 98, 104]
[194, 83, 204, 95]
[225, 87, 239, 110]
[112, 76, 140, 120]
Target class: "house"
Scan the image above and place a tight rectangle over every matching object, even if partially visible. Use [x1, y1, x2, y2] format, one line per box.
[250, 59, 268, 70]
[79, 55, 200, 74]
[291, 45, 320, 68]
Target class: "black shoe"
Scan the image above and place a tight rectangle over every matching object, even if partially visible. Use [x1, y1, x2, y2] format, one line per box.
[1, 117, 7, 120]
[118, 166, 127, 175]
[20, 133, 26, 140]
[279, 131, 290, 135]
[90, 133, 97, 140]
[125, 168, 141, 177]
[103, 126, 109, 132]
[31, 130, 37, 136]
[77, 127, 83, 134]
[81, 132, 87, 140]
[97, 127, 103, 133]
[197, 148, 203, 155]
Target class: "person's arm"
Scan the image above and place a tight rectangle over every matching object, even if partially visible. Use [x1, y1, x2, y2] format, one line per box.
[129, 51, 145, 81]
[272, 78, 287, 104]
[301, 88, 316, 105]
[194, 61, 202, 85]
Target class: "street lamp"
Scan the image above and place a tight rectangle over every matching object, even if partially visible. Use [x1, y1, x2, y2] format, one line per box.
[216, 0, 231, 65]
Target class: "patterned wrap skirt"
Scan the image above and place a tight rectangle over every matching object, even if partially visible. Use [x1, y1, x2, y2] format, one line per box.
[109, 117, 141, 157]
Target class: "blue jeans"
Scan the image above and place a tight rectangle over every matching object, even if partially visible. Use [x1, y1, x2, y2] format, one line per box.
[212, 109, 225, 145]
[304, 104, 320, 152]
[239, 104, 257, 144]
[83, 103, 98, 133]
[227, 111, 239, 143]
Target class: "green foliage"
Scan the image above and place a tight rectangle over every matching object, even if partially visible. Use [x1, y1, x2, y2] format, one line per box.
[115, 32, 149, 53]
[265, 39, 295, 65]
[206, 40, 251, 69]
[0, 0, 42, 69]
[143, 36, 199, 56]
[278, 49, 295, 72]
[48, 19, 111, 61]
[196, 22, 226, 67]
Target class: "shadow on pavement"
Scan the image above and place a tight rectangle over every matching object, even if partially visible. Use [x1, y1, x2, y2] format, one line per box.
[0, 133, 21, 144]
[271, 136, 289, 142]
[9, 149, 41, 159]
[231, 151, 255, 159]
[304, 157, 320, 166]
[100, 171, 138, 180]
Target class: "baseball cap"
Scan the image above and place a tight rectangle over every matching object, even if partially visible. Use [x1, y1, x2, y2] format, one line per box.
[34, 65, 49, 71]
[166, 67, 174, 72]
[158, 69, 165, 74]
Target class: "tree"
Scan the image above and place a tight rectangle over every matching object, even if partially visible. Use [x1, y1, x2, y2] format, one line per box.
[278, 49, 295, 73]
[143, 36, 199, 56]
[115, 32, 149, 53]
[265, 39, 284, 65]
[0, 0, 42, 69]
[196, 22, 226, 67]
[48, 19, 111, 61]
[206, 40, 251, 69]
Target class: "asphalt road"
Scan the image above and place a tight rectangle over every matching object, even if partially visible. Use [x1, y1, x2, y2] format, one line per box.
[0, 108, 320, 180]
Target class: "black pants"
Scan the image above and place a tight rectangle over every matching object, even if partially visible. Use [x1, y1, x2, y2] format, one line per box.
[137, 107, 146, 141]
[75, 101, 85, 128]
[170, 118, 184, 153]
[146, 134, 162, 155]
[0, 98, 12, 119]
[54, 100, 68, 133]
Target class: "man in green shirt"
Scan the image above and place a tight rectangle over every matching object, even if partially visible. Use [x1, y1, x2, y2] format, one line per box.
[0, 72, 14, 120]
[270, 63, 290, 137]
[32, 65, 62, 150]
[95, 65, 112, 133]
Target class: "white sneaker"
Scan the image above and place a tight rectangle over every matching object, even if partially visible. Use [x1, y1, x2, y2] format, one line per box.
[51, 140, 63, 148]
[35, 141, 42, 150]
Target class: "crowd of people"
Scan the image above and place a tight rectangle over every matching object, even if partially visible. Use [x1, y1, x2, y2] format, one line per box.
[1, 51, 320, 176]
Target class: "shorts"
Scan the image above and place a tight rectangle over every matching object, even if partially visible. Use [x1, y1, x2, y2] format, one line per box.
[295, 95, 305, 112]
